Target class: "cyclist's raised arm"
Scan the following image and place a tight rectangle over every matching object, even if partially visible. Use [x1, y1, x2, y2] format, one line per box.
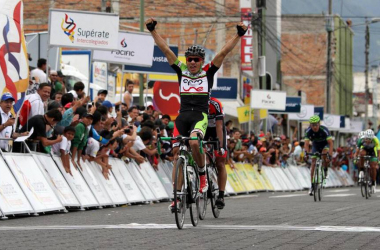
[212, 22, 248, 68]
[146, 18, 177, 65]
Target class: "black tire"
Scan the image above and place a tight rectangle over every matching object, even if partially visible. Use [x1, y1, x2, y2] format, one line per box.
[365, 172, 369, 200]
[318, 185, 322, 201]
[174, 158, 186, 229]
[313, 167, 318, 202]
[198, 191, 207, 220]
[188, 165, 199, 227]
[361, 182, 365, 197]
[208, 166, 220, 218]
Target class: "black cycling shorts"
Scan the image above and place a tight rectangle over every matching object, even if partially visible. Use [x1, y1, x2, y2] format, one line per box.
[175, 111, 208, 138]
[204, 126, 227, 150]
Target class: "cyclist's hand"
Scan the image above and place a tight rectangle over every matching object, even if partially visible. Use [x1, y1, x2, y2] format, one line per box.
[145, 18, 157, 32]
[218, 148, 226, 156]
[236, 22, 248, 37]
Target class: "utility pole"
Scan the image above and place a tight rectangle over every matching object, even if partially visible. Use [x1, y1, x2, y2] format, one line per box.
[139, 0, 145, 107]
[258, 1, 267, 132]
[101, 0, 107, 12]
[371, 65, 378, 129]
[251, 0, 260, 135]
[326, 0, 333, 113]
[365, 21, 370, 129]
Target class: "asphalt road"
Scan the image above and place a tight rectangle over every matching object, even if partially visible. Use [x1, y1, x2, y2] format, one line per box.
[1, 187, 380, 250]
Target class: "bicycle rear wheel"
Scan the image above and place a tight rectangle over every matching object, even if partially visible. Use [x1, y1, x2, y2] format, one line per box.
[208, 166, 220, 218]
[188, 165, 199, 227]
[365, 172, 369, 199]
[174, 158, 186, 229]
[313, 166, 318, 202]
[361, 182, 365, 197]
[198, 191, 207, 220]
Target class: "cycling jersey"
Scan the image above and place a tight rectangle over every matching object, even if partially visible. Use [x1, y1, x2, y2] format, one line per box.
[208, 97, 224, 128]
[304, 125, 332, 144]
[358, 137, 380, 159]
[171, 59, 219, 114]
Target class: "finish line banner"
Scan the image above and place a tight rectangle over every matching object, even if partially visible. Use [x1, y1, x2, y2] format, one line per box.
[49, 9, 119, 50]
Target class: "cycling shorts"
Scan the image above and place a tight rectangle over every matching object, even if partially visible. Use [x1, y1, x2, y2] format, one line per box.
[311, 142, 329, 158]
[361, 145, 378, 162]
[175, 111, 208, 138]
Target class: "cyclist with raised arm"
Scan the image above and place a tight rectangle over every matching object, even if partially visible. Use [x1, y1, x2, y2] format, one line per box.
[145, 17, 247, 211]
[355, 129, 380, 191]
[304, 115, 333, 196]
[204, 97, 227, 209]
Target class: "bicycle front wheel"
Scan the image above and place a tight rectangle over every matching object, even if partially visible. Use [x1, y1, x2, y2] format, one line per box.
[313, 166, 318, 202]
[208, 166, 220, 218]
[174, 158, 186, 229]
[188, 165, 199, 227]
[198, 191, 207, 220]
[361, 182, 365, 197]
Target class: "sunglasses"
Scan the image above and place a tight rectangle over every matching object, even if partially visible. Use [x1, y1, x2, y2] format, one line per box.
[186, 57, 202, 63]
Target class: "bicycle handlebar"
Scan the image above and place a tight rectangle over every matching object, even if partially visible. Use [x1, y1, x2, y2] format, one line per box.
[203, 140, 220, 151]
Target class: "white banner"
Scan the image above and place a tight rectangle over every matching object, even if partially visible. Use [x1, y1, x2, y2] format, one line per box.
[109, 158, 145, 203]
[34, 154, 80, 207]
[79, 159, 113, 206]
[156, 161, 173, 198]
[89, 162, 127, 205]
[250, 90, 286, 110]
[137, 162, 169, 200]
[0, 157, 34, 215]
[128, 162, 156, 201]
[322, 114, 341, 129]
[288, 105, 315, 121]
[92, 62, 108, 90]
[93, 32, 154, 67]
[52, 156, 99, 208]
[49, 9, 119, 50]
[4, 154, 64, 212]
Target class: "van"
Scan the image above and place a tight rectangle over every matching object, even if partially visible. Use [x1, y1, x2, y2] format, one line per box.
[132, 93, 153, 107]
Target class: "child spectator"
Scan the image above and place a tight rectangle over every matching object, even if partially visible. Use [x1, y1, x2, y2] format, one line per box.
[52, 126, 75, 176]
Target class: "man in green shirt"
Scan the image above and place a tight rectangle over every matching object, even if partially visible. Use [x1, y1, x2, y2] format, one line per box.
[71, 113, 93, 168]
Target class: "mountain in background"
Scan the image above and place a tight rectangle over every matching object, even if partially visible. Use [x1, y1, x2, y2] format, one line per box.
[282, 0, 380, 72]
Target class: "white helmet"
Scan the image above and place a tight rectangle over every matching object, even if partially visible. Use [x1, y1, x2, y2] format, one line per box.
[365, 129, 375, 139]
[359, 131, 365, 139]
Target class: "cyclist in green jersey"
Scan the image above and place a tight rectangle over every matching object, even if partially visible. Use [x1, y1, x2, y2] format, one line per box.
[145, 18, 247, 210]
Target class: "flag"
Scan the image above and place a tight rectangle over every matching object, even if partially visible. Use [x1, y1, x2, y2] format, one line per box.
[0, 0, 29, 112]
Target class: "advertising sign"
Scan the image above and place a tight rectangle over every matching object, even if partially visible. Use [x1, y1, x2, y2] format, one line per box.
[240, 0, 253, 71]
[211, 78, 238, 99]
[250, 90, 286, 110]
[93, 32, 154, 67]
[136, 162, 169, 200]
[92, 62, 107, 90]
[322, 114, 341, 129]
[49, 9, 119, 50]
[288, 105, 315, 121]
[123, 45, 178, 74]
[314, 106, 324, 120]
[269, 97, 301, 114]
[153, 81, 180, 119]
[237, 106, 268, 124]
[340, 116, 346, 128]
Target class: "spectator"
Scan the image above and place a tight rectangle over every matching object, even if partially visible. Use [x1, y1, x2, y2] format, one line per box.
[123, 79, 134, 108]
[52, 126, 75, 175]
[30, 58, 47, 84]
[146, 105, 155, 116]
[225, 120, 233, 136]
[0, 93, 28, 151]
[68, 81, 85, 100]
[20, 83, 52, 127]
[71, 113, 93, 168]
[332, 147, 349, 169]
[161, 114, 171, 126]
[50, 70, 65, 99]
[53, 92, 63, 103]
[127, 106, 140, 125]
[102, 100, 114, 115]
[293, 140, 305, 163]
[18, 109, 63, 153]
[97, 89, 108, 104]
[57, 96, 89, 128]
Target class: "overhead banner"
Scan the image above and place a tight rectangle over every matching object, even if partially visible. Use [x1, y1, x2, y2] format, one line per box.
[211, 78, 238, 99]
[322, 114, 341, 129]
[288, 105, 315, 121]
[269, 97, 301, 114]
[314, 106, 324, 120]
[123, 45, 178, 74]
[93, 31, 154, 67]
[237, 106, 268, 124]
[250, 90, 286, 110]
[49, 9, 119, 50]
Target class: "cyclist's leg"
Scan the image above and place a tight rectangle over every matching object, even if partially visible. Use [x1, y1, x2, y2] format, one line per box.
[358, 149, 366, 181]
[188, 112, 208, 169]
[321, 146, 329, 177]
[369, 154, 377, 186]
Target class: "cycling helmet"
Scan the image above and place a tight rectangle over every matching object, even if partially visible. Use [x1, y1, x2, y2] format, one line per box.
[358, 131, 365, 139]
[365, 129, 375, 139]
[309, 115, 320, 123]
[185, 45, 205, 59]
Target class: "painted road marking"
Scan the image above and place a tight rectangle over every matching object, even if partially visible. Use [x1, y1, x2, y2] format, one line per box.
[324, 194, 356, 197]
[326, 189, 350, 193]
[230, 195, 259, 199]
[269, 194, 307, 198]
[1, 224, 380, 233]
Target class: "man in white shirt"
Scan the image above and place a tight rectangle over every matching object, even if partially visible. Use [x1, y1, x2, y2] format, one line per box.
[22, 83, 51, 123]
[30, 58, 47, 84]
[0, 93, 29, 151]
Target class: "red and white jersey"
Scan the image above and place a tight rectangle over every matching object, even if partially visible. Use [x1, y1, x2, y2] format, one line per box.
[208, 97, 224, 128]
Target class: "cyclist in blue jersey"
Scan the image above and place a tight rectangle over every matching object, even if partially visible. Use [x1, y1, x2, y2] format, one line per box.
[146, 18, 247, 211]
[304, 115, 333, 195]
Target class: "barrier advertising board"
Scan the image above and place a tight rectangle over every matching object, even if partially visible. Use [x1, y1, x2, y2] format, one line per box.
[4, 154, 64, 212]
[135, 161, 168, 200]
[0, 157, 34, 215]
[108, 158, 145, 203]
[225, 165, 246, 193]
[128, 162, 156, 201]
[49, 9, 119, 50]
[93, 31, 154, 67]
[88, 162, 127, 205]
[79, 160, 113, 206]
[52, 156, 99, 208]
[34, 153, 80, 207]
